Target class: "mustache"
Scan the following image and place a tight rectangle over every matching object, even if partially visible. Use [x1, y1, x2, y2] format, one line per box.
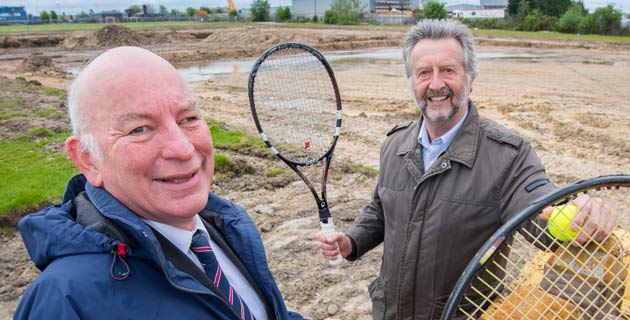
[423, 87, 453, 99]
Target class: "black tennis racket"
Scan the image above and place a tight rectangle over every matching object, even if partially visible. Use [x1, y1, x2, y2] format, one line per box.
[442, 174, 630, 320]
[248, 42, 343, 266]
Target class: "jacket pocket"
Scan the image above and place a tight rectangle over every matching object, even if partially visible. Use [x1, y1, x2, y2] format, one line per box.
[368, 277, 386, 320]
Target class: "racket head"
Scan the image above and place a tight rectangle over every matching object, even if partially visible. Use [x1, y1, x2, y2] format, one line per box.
[442, 175, 630, 320]
[248, 42, 342, 166]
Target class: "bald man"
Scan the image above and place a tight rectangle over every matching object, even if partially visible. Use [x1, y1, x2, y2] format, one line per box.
[15, 47, 305, 320]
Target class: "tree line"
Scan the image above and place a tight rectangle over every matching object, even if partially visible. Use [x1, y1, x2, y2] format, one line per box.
[34, 0, 628, 35]
[422, 0, 627, 36]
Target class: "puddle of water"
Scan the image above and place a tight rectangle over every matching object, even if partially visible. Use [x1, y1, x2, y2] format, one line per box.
[54, 47, 560, 81]
[174, 47, 562, 82]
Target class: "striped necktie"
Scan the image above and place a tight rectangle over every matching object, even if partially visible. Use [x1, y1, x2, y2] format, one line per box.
[190, 230, 255, 320]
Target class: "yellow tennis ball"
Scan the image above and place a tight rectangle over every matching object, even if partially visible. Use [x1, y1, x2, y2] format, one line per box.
[547, 204, 579, 242]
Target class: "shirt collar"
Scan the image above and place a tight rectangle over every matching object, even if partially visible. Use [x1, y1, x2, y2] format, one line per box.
[142, 215, 208, 254]
[418, 104, 469, 148]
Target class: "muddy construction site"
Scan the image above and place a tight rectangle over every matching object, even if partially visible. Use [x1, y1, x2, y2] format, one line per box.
[1, 23, 630, 319]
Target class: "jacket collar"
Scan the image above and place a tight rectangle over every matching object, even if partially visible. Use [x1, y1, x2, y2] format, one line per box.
[398, 100, 480, 169]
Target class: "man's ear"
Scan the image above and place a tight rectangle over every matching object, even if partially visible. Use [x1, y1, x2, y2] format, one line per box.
[65, 136, 103, 187]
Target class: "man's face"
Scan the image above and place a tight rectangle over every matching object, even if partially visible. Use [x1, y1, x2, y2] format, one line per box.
[79, 53, 214, 229]
[409, 38, 471, 123]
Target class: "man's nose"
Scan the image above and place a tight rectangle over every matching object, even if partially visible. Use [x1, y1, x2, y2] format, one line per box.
[161, 125, 194, 160]
[428, 72, 445, 91]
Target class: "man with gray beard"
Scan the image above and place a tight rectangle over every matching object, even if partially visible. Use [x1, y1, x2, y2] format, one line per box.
[316, 19, 611, 319]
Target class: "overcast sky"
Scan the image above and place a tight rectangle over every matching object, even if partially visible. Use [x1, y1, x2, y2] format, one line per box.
[3, 0, 629, 15]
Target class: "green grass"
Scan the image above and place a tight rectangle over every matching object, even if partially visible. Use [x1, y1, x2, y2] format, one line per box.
[0, 98, 25, 109]
[472, 28, 630, 43]
[0, 133, 77, 215]
[39, 86, 66, 97]
[349, 164, 379, 177]
[26, 127, 55, 138]
[35, 108, 56, 118]
[207, 118, 266, 151]
[214, 153, 233, 170]
[265, 168, 287, 177]
[0, 21, 246, 33]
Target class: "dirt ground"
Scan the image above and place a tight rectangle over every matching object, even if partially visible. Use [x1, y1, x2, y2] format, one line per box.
[1, 24, 629, 319]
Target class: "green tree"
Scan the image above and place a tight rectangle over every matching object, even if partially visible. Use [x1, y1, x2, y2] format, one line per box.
[508, 0, 571, 18]
[250, 0, 271, 22]
[78, 11, 89, 18]
[274, 6, 291, 22]
[323, 0, 364, 25]
[186, 7, 196, 16]
[40, 11, 50, 22]
[200, 6, 212, 14]
[517, 8, 557, 31]
[556, 2, 586, 33]
[128, 4, 142, 14]
[159, 5, 168, 15]
[423, 1, 447, 20]
[588, 4, 622, 34]
[50, 10, 58, 22]
[229, 9, 239, 18]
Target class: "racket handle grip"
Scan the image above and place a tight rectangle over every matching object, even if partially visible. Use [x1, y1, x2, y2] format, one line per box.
[320, 217, 344, 266]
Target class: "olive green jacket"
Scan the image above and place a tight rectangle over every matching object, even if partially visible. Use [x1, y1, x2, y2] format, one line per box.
[346, 101, 555, 320]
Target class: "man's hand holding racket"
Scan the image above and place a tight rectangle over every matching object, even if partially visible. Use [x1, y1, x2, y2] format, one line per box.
[316, 231, 353, 261]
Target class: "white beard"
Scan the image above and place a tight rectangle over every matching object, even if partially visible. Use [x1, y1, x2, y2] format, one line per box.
[412, 80, 471, 123]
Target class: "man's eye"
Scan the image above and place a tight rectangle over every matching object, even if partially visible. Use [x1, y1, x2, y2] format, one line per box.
[181, 117, 199, 125]
[130, 127, 146, 135]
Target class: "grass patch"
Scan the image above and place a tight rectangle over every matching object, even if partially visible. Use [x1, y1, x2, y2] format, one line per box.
[0, 110, 26, 121]
[39, 86, 66, 97]
[27, 127, 55, 138]
[0, 98, 25, 109]
[214, 153, 234, 171]
[348, 164, 379, 177]
[0, 21, 248, 33]
[472, 28, 630, 43]
[35, 108, 56, 118]
[0, 132, 77, 215]
[206, 118, 266, 151]
[265, 168, 287, 177]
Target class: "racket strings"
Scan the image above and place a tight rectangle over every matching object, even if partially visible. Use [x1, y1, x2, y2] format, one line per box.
[252, 47, 339, 164]
[455, 186, 630, 319]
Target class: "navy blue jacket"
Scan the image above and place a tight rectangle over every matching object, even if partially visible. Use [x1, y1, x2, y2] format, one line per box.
[15, 175, 305, 320]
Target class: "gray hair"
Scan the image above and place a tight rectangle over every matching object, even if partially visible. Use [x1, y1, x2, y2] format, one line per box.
[67, 73, 103, 160]
[403, 19, 478, 81]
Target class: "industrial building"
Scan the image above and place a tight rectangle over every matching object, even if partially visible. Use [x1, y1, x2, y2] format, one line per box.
[0, 6, 27, 24]
[292, 0, 420, 19]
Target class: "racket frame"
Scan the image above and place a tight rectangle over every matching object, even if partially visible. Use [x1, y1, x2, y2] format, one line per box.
[441, 174, 630, 319]
[248, 42, 343, 265]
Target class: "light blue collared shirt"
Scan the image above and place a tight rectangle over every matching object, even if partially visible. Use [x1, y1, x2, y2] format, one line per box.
[418, 106, 469, 170]
[143, 215, 268, 320]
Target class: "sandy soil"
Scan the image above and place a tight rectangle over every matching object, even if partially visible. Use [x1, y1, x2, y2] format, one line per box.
[1, 24, 629, 319]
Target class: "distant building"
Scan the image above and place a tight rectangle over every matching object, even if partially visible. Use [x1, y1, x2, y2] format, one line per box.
[480, 0, 507, 9]
[292, 0, 371, 18]
[446, 3, 481, 11]
[0, 6, 27, 24]
[451, 8, 505, 19]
